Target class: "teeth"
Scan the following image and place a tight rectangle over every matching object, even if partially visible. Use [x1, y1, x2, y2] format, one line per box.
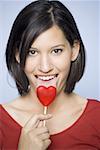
[38, 75, 56, 81]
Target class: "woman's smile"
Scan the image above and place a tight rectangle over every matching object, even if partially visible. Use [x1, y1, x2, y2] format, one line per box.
[35, 74, 58, 81]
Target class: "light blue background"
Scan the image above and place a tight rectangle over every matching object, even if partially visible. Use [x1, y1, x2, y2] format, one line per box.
[0, 0, 100, 104]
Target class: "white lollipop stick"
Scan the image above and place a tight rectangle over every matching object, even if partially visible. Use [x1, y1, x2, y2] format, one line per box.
[43, 106, 48, 126]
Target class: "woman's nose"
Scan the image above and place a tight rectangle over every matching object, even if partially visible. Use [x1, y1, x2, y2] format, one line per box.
[38, 55, 53, 73]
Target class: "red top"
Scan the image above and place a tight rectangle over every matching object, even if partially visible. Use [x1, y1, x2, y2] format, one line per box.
[0, 99, 100, 150]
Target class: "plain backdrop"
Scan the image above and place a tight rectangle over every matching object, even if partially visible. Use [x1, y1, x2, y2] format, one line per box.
[0, 0, 100, 104]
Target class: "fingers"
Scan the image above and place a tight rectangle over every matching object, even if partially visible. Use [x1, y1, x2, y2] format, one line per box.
[20, 114, 52, 150]
[37, 121, 43, 128]
[35, 127, 49, 135]
[44, 139, 51, 149]
[39, 132, 50, 141]
[24, 114, 52, 129]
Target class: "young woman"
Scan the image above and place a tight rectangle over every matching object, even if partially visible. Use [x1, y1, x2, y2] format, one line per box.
[0, 1, 100, 149]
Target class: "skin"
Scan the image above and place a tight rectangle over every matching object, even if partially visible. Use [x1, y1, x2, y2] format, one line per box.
[3, 25, 87, 149]
[18, 114, 52, 150]
[24, 25, 79, 95]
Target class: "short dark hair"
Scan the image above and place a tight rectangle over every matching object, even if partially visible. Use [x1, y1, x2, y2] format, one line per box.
[6, 0, 85, 95]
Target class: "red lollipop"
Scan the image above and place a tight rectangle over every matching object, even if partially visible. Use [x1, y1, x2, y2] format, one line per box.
[37, 86, 56, 106]
[36, 86, 56, 126]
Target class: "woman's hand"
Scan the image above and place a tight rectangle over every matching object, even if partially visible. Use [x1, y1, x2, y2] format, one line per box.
[18, 114, 52, 150]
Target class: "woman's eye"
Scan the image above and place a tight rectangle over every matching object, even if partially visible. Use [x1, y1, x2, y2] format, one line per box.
[28, 49, 38, 56]
[52, 49, 63, 55]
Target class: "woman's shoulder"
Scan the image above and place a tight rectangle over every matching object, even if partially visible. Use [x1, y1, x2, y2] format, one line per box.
[0, 97, 19, 114]
[88, 98, 100, 107]
[0, 96, 23, 109]
[86, 99, 100, 132]
[0, 96, 24, 119]
[86, 99, 100, 117]
[0, 96, 30, 127]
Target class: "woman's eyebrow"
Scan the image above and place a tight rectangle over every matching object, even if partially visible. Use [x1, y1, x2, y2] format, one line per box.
[30, 44, 65, 50]
[51, 44, 65, 49]
[29, 47, 38, 50]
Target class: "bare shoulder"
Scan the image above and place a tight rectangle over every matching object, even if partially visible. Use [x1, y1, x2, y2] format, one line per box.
[69, 92, 88, 109]
[2, 96, 25, 120]
[2, 96, 23, 110]
[1, 96, 33, 127]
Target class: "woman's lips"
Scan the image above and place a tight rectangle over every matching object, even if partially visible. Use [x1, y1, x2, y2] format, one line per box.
[35, 74, 58, 81]
[35, 74, 58, 87]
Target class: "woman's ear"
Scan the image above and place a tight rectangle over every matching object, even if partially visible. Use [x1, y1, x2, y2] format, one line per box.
[15, 51, 20, 63]
[71, 40, 80, 61]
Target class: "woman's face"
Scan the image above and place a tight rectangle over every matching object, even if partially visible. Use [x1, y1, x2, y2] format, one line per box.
[24, 25, 79, 95]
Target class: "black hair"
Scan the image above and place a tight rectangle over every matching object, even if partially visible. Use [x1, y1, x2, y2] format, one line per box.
[6, 0, 85, 95]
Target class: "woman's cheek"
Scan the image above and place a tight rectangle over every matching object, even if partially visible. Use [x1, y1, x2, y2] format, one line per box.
[24, 57, 37, 73]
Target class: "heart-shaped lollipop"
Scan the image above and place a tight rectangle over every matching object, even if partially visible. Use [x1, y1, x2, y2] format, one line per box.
[37, 86, 56, 106]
